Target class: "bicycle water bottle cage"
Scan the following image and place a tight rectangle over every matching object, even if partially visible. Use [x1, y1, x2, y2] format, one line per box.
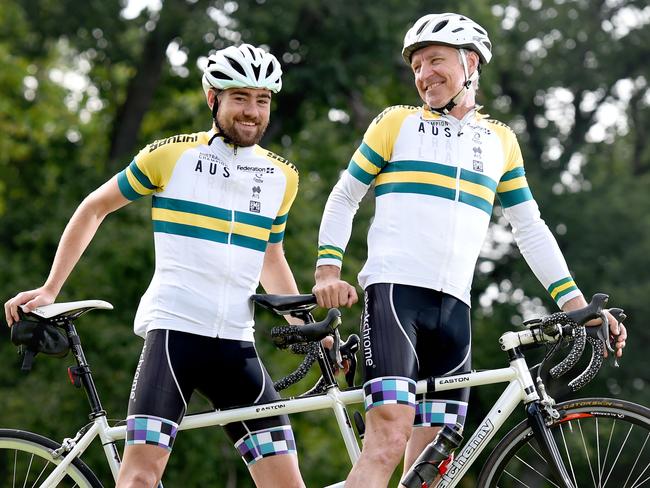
[11, 318, 70, 372]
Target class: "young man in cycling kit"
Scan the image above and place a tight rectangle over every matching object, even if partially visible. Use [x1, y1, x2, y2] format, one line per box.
[5, 44, 307, 488]
[312, 13, 628, 487]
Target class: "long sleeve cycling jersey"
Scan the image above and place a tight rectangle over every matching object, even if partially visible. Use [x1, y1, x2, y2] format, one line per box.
[117, 129, 298, 340]
[317, 105, 581, 308]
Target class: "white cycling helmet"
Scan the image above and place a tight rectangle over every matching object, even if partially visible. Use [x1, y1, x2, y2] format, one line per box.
[402, 13, 492, 65]
[202, 43, 282, 95]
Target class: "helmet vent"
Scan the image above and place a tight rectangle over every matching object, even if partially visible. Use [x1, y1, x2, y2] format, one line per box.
[452, 27, 463, 33]
[474, 27, 487, 35]
[210, 70, 234, 81]
[252, 63, 261, 80]
[416, 20, 430, 35]
[226, 56, 247, 77]
[432, 20, 449, 33]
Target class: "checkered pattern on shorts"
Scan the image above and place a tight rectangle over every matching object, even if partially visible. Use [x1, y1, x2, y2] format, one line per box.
[363, 376, 417, 411]
[414, 399, 468, 428]
[235, 425, 297, 466]
[126, 415, 179, 451]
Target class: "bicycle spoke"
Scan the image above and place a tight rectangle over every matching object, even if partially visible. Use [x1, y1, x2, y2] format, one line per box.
[600, 417, 616, 485]
[578, 420, 598, 487]
[24, 453, 34, 488]
[32, 461, 50, 488]
[13, 449, 17, 488]
[502, 468, 533, 487]
[596, 418, 602, 487]
[602, 421, 633, 486]
[527, 441, 547, 464]
[632, 473, 650, 487]
[560, 423, 579, 488]
[624, 430, 649, 487]
[513, 453, 561, 487]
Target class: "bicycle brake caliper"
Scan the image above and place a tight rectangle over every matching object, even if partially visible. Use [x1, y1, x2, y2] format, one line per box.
[51, 430, 84, 458]
[536, 378, 560, 424]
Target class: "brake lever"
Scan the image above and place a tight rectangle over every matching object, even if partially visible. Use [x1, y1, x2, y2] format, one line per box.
[326, 329, 343, 369]
[587, 307, 625, 367]
[595, 311, 614, 353]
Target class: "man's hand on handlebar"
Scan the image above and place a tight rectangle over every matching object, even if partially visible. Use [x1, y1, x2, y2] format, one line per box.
[562, 295, 627, 359]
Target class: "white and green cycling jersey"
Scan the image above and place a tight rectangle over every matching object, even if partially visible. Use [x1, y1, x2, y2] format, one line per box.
[118, 129, 298, 340]
[317, 105, 580, 308]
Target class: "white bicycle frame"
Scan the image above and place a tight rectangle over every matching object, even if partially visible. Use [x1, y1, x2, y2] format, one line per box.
[39, 330, 540, 488]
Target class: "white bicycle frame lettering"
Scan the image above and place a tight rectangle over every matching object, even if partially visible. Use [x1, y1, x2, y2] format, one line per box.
[41, 335, 539, 488]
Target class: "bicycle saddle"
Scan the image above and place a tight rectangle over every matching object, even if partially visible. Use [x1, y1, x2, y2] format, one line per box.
[26, 300, 114, 321]
[11, 300, 113, 372]
[251, 294, 317, 315]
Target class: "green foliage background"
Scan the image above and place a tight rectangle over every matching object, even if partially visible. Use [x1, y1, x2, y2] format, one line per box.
[1, 0, 649, 486]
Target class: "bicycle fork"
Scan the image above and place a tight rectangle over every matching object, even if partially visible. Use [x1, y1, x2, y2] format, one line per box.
[526, 402, 575, 488]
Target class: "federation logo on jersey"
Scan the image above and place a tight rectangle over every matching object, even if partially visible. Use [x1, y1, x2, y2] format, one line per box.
[237, 164, 274, 174]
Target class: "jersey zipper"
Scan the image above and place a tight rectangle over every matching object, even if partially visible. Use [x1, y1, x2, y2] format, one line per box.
[216, 144, 238, 336]
[438, 116, 462, 289]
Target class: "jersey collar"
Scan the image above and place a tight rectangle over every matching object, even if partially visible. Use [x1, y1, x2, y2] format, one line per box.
[421, 104, 488, 122]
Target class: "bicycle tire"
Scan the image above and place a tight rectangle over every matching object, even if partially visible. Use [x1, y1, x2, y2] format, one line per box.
[477, 397, 650, 487]
[0, 428, 103, 487]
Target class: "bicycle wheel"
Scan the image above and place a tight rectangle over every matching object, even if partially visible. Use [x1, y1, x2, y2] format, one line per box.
[478, 398, 650, 487]
[0, 428, 102, 487]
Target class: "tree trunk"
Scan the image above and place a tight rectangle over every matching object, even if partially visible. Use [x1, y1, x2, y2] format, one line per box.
[108, 0, 196, 168]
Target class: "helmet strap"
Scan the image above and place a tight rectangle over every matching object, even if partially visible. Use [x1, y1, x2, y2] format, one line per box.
[429, 49, 478, 115]
[208, 90, 233, 145]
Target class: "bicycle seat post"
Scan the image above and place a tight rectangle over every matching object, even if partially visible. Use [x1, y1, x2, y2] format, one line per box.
[64, 320, 106, 419]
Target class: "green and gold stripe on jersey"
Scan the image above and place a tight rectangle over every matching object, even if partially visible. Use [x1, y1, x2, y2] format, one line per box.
[318, 244, 345, 262]
[118, 160, 158, 200]
[548, 277, 579, 305]
[496, 167, 533, 208]
[370, 160, 498, 216]
[151, 196, 282, 252]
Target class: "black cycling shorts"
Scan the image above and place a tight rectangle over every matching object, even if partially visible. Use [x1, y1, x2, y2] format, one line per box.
[126, 329, 296, 465]
[361, 283, 471, 427]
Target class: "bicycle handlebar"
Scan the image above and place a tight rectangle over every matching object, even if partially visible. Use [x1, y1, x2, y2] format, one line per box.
[270, 308, 342, 348]
[523, 293, 625, 392]
[272, 333, 360, 393]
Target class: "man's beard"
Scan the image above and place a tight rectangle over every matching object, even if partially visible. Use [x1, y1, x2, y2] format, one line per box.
[216, 114, 268, 147]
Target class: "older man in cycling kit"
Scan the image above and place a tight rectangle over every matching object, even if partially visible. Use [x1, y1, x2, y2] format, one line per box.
[5, 44, 307, 488]
[312, 13, 628, 487]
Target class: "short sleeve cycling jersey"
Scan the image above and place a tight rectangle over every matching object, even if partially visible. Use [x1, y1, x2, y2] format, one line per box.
[317, 105, 581, 308]
[117, 130, 298, 340]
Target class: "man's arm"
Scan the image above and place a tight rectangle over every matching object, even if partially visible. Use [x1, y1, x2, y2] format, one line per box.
[4, 176, 130, 325]
[260, 242, 304, 325]
[260, 242, 300, 295]
[312, 173, 367, 309]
